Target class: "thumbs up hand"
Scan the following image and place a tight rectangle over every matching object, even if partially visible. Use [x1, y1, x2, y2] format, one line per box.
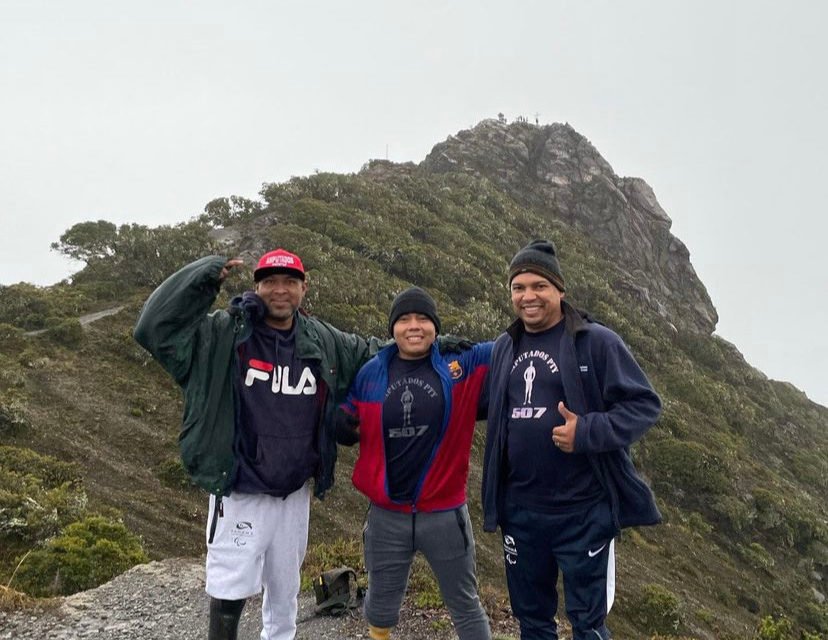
[551, 401, 578, 453]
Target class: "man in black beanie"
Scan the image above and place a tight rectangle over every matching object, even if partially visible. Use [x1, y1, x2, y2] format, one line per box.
[338, 286, 493, 640]
[481, 239, 662, 640]
[386, 286, 442, 343]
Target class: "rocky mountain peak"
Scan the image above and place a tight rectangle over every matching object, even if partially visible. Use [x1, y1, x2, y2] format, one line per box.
[421, 119, 718, 334]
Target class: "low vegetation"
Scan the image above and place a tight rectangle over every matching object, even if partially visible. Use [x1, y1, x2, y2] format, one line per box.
[1, 155, 825, 638]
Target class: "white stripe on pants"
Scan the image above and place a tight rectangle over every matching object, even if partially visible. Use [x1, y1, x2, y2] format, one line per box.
[205, 484, 311, 640]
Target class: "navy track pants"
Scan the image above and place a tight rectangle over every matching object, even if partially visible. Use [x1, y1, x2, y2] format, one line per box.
[500, 499, 618, 640]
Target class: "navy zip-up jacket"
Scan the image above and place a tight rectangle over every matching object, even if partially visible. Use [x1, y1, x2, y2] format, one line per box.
[481, 300, 662, 532]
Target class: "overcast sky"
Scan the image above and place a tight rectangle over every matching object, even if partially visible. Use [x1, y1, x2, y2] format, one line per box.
[1, 1, 826, 406]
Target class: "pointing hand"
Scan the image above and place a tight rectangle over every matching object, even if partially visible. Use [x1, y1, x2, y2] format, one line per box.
[552, 401, 578, 453]
[220, 258, 244, 283]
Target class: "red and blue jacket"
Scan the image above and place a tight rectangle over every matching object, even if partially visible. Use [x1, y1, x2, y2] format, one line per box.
[341, 340, 493, 513]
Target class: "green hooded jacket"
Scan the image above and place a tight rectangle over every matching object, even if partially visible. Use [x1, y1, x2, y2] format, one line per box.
[133, 255, 374, 498]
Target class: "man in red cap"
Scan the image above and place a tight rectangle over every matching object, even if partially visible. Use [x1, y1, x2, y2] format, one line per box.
[135, 249, 378, 640]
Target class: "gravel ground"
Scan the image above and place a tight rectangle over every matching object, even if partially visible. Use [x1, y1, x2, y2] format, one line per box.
[0, 557, 487, 640]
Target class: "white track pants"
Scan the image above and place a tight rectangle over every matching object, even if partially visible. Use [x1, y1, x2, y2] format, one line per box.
[205, 484, 311, 640]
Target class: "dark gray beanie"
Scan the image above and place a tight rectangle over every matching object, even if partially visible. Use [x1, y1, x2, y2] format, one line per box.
[388, 287, 441, 336]
[508, 239, 565, 291]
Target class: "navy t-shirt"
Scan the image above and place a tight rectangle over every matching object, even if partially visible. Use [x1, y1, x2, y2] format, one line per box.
[382, 354, 445, 503]
[234, 321, 321, 496]
[505, 319, 603, 511]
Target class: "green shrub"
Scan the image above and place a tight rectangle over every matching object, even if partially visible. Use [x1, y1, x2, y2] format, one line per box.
[751, 489, 827, 551]
[0, 446, 83, 487]
[0, 391, 30, 435]
[754, 615, 794, 640]
[0, 446, 86, 542]
[674, 330, 727, 371]
[0, 472, 87, 542]
[17, 347, 51, 370]
[789, 451, 828, 492]
[711, 494, 755, 534]
[798, 601, 828, 635]
[156, 457, 197, 491]
[737, 542, 775, 570]
[653, 400, 692, 439]
[12, 515, 148, 596]
[695, 606, 715, 625]
[0, 284, 52, 331]
[44, 318, 84, 348]
[685, 511, 713, 536]
[647, 438, 730, 497]
[301, 538, 363, 592]
[630, 583, 683, 636]
[0, 323, 27, 355]
[0, 359, 26, 391]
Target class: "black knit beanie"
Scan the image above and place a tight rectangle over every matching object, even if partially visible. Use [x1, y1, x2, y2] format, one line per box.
[508, 239, 566, 292]
[387, 287, 442, 336]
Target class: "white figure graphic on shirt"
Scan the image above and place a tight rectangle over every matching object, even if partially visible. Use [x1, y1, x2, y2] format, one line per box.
[523, 361, 536, 404]
[401, 385, 414, 426]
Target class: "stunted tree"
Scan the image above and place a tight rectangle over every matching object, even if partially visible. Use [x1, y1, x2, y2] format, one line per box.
[51, 220, 118, 263]
[52, 220, 220, 288]
[201, 195, 263, 228]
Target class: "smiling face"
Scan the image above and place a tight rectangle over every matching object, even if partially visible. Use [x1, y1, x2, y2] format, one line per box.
[255, 273, 308, 329]
[392, 313, 437, 360]
[510, 271, 565, 333]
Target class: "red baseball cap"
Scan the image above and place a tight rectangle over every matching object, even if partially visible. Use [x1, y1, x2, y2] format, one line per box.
[253, 249, 305, 282]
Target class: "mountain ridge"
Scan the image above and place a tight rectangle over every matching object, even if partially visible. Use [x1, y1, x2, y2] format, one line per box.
[1, 119, 825, 639]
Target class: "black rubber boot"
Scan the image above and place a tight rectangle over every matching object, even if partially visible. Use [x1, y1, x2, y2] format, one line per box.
[208, 597, 246, 640]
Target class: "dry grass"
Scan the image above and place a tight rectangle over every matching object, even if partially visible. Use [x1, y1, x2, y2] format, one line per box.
[0, 584, 35, 612]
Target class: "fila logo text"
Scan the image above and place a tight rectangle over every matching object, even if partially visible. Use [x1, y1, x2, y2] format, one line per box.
[245, 360, 317, 396]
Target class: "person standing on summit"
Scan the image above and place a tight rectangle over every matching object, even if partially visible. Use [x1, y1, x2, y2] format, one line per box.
[134, 248, 376, 640]
[481, 239, 662, 640]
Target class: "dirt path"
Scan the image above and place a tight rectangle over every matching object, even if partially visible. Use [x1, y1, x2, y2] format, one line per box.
[78, 306, 125, 326]
[24, 306, 125, 337]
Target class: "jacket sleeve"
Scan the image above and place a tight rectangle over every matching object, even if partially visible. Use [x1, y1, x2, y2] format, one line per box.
[327, 328, 384, 402]
[133, 256, 227, 384]
[334, 406, 361, 446]
[466, 341, 495, 418]
[335, 356, 372, 446]
[574, 334, 661, 454]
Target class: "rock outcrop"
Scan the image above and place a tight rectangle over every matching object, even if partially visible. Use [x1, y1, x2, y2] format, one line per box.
[421, 119, 717, 334]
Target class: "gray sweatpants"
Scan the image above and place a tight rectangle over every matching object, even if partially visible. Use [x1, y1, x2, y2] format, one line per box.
[363, 503, 491, 640]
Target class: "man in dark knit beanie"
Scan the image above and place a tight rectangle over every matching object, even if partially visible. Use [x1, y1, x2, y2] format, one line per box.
[508, 239, 565, 292]
[387, 286, 442, 337]
[338, 285, 494, 640]
[481, 238, 662, 640]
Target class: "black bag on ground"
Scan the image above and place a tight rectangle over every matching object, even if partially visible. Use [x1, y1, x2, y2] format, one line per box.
[313, 566, 364, 616]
